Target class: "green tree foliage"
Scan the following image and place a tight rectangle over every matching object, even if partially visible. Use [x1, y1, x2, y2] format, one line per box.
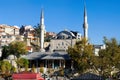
[67, 38, 94, 73]
[40, 67, 44, 73]
[11, 66, 17, 73]
[1, 63, 6, 73]
[34, 24, 40, 37]
[1, 41, 27, 60]
[1, 46, 10, 60]
[0, 61, 12, 74]
[93, 37, 120, 77]
[16, 58, 29, 71]
[25, 65, 28, 72]
[33, 23, 52, 42]
[9, 41, 28, 58]
[31, 64, 35, 73]
[30, 42, 40, 52]
[16, 58, 29, 68]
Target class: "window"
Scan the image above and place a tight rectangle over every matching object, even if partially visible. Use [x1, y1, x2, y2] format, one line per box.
[62, 42, 64, 45]
[2, 35, 6, 38]
[66, 43, 68, 46]
[58, 43, 60, 46]
[7, 35, 11, 38]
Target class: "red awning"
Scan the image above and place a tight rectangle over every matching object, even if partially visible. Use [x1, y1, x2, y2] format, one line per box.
[12, 72, 44, 80]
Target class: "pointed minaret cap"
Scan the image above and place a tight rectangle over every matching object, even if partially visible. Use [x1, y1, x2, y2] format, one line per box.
[83, 0, 88, 24]
[83, 0, 88, 40]
[41, 8, 44, 18]
[84, 3, 87, 17]
[40, 8, 45, 26]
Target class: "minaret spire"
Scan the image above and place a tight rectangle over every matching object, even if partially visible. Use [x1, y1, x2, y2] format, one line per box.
[41, 8, 44, 25]
[40, 8, 45, 52]
[83, 1, 88, 40]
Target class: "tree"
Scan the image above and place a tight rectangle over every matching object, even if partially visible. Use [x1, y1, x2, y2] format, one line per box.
[11, 66, 17, 73]
[25, 65, 29, 72]
[33, 23, 51, 42]
[0, 61, 12, 74]
[1, 45, 10, 60]
[16, 58, 29, 72]
[9, 41, 28, 58]
[93, 37, 120, 77]
[67, 38, 94, 73]
[31, 64, 35, 73]
[34, 24, 40, 37]
[40, 67, 44, 73]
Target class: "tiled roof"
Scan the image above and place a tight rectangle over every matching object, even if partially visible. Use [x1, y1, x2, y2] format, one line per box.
[23, 51, 71, 60]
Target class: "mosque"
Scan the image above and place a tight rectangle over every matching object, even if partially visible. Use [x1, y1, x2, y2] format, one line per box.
[23, 5, 88, 73]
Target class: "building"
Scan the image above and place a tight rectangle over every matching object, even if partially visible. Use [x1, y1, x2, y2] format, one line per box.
[0, 24, 19, 35]
[0, 24, 21, 46]
[23, 4, 87, 73]
[0, 3, 90, 73]
[19, 25, 36, 42]
[0, 32, 18, 46]
[94, 44, 106, 56]
[49, 30, 81, 52]
[0, 24, 20, 46]
[46, 32, 56, 38]
[0, 24, 23, 57]
[19, 25, 38, 52]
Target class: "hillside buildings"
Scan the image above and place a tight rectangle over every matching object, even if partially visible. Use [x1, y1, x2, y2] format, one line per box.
[0, 25, 23, 56]
[0, 24, 20, 46]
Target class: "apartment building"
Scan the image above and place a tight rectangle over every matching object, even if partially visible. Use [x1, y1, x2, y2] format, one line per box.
[0, 24, 20, 46]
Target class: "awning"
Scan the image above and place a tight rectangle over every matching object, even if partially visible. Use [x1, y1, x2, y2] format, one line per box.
[12, 72, 44, 80]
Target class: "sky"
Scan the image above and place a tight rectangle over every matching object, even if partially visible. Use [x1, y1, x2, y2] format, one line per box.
[0, 0, 120, 44]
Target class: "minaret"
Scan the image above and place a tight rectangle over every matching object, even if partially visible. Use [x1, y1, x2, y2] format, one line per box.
[40, 9, 45, 52]
[83, 4, 88, 40]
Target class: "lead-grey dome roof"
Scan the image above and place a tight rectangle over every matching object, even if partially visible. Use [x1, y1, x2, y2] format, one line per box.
[55, 30, 76, 39]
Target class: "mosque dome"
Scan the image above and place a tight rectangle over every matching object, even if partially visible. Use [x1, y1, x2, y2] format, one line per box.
[55, 30, 76, 39]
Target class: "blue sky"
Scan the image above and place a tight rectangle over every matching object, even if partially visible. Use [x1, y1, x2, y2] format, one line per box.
[0, 0, 120, 44]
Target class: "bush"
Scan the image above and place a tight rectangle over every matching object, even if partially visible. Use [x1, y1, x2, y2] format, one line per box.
[31, 64, 35, 73]
[11, 66, 17, 73]
[40, 67, 44, 73]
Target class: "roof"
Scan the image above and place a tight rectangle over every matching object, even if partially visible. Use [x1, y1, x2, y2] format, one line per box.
[55, 30, 76, 39]
[23, 51, 71, 60]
